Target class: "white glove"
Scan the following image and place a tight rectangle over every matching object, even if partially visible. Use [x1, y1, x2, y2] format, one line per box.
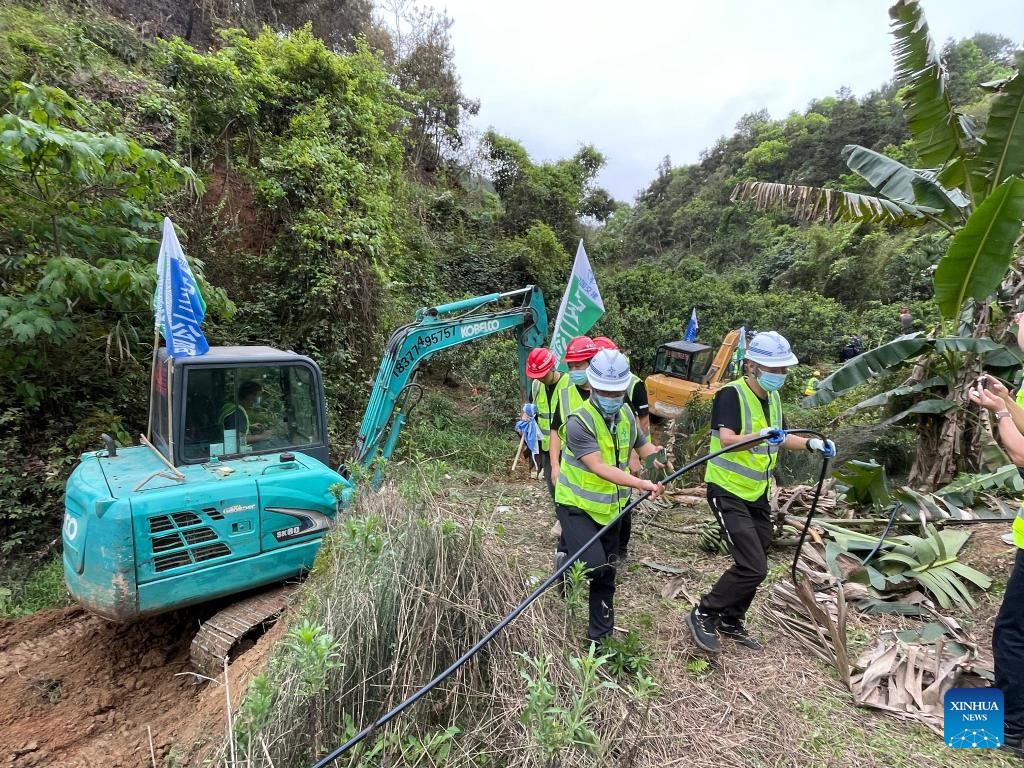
[807, 438, 836, 458]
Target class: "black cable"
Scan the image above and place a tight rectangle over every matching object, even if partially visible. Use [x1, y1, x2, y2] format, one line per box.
[312, 429, 831, 768]
[786, 428, 831, 585]
[859, 501, 902, 568]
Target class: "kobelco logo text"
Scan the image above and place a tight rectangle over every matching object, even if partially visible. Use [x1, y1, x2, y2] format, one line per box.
[460, 320, 499, 338]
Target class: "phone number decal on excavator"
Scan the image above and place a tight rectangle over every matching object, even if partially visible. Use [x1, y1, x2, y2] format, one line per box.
[393, 326, 459, 376]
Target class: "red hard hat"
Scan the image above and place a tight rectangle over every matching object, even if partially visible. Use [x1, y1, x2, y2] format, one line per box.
[592, 336, 618, 351]
[526, 347, 557, 379]
[564, 336, 599, 363]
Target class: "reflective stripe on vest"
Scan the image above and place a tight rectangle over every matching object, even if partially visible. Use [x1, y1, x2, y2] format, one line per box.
[1014, 507, 1024, 550]
[218, 403, 250, 434]
[704, 378, 782, 502]
[557, 380, 588, 443]
[532, 379, 555, 451]
[555, 400, 637, 525]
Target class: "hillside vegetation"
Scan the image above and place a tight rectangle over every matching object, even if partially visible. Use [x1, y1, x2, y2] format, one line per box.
[0, 0, 1017, 550]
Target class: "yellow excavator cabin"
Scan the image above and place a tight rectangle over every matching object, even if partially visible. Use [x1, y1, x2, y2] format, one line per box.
[646, 329, 740, 419]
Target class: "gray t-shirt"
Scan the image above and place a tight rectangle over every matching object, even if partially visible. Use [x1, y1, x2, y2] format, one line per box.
[566, 411, 648, 461]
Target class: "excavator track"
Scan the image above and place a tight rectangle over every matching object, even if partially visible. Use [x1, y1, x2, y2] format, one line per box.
[190, 584, 298, 678]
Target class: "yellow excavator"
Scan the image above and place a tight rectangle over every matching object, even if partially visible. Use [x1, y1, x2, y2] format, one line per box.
[645, 329, 741, 419]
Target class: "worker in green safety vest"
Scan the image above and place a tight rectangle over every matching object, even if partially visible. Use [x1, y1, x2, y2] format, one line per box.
[803, 370, 821, 397]
[548, 336, 599, 559]
[687, 331, 836, 655]
[969, 374, 1024, 758]
[526, 347, 561, 497]
[593, 336, 650, 565]
[554, 349, 667, 644]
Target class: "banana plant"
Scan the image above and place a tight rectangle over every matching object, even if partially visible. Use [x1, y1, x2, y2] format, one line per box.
[822, 523, 991, 611]
[732, 0, 1024, 489]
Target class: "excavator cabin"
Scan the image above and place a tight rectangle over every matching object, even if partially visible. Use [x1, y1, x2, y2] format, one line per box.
[645, 330, 740, 419]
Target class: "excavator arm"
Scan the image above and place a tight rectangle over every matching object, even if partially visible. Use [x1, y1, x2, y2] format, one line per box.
[351, 286, 547, 477]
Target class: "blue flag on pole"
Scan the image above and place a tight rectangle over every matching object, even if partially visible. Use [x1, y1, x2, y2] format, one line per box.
[154, 217, 209, 358]
[684, 308, 698, 342]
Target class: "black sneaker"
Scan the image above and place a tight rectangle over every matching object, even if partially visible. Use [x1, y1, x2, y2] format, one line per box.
[553, 550, 567, 597]
[717, 618, 763, 651]
[686, 607, 721, 654]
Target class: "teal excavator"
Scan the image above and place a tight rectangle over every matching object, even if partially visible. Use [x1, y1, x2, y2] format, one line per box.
[62, 286, 546, 673]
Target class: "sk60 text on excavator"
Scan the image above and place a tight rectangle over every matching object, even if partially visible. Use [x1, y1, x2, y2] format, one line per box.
[645, 329, 740, 419]
[62, 286, 546, 673]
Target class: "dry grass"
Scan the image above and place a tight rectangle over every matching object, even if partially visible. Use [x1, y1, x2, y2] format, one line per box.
[217, 483, 675, 767]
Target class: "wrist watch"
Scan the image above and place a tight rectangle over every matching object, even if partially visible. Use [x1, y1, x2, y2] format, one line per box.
[995, 410, 1011, 421]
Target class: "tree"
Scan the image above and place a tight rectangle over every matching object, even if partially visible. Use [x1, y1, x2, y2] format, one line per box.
[375, 0, 480, 172]
[481, 132, 614, 248]
[0, 80, 220, 407]
[732, 0, 1024, 488]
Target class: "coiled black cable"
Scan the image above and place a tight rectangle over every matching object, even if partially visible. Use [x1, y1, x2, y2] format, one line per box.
[312, 428, 831, 768]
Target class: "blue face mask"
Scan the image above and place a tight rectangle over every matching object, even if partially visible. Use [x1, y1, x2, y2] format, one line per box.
[757, 370, 788, 392]
[594, 394, 625, 416]
[253, 396, 262, 407]
[569, 370, 589, 386]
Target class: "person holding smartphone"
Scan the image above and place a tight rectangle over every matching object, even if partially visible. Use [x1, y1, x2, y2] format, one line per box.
[969, 375, 1024, 758]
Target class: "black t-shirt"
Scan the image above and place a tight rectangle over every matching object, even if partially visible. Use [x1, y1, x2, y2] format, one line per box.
[629, 379, 648, 418]
[550, 384, 590, 432]
[711, 386, 772, 433]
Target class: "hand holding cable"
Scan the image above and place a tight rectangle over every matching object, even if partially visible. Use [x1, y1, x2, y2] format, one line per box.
[758, 426, 786, 446]
[806, 437, 836, 458]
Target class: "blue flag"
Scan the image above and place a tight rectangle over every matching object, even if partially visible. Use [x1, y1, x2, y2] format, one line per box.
[154, 218, 209, 358]
[684, 308, 698, 342]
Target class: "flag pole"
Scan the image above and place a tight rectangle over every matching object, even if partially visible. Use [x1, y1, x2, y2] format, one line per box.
[146, 327, 159, 442]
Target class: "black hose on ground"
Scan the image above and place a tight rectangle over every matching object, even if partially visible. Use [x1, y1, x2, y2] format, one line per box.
[312, 429, 832, 768]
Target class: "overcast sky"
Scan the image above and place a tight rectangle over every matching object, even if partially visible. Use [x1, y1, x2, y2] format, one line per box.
[432, 0, 1024, 202]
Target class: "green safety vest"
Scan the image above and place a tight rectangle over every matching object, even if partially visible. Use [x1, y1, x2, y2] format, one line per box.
[804, 377, 819, 397]
[1014, 508, 1024, 549]
[532, 378, 557, 451]
[556, 377, 588, 443]
[555, 400, 638, 525]
[1016, 387, 1024, 408]
[704, 378, 782, 502]
[218, 403, 250, 434]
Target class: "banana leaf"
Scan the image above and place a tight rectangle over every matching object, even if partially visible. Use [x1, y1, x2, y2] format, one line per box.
[937, 464, 1024, 502]
[833, 460, 892, 507]
[804, 334, 930, 406]
[973, 52, 1024, 205]
[838, 376, 945, 418]
[730, 181, 937, 224]
[842, 144, 966, 219]
[933, 176, 1024, 319]
[879, 397, 954, 426]
[889, 0, 975, 176]
[932, 337, 1005, 355]
[944, 560, 993, 589]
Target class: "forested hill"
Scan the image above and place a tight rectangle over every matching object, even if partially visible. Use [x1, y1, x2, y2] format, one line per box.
[591, 33, 1016, 370]
[0, 0, 1016, 550]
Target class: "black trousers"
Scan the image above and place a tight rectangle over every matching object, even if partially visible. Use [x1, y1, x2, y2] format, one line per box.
[995, 547, 1024, 739]
[699, 488, 773, 621]
[556, 503, 620, 641]
[541, 449, 555, 498]
[618, 507, 632, 556]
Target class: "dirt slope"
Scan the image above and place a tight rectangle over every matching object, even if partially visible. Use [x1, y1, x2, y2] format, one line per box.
[0, 602, 275, 768]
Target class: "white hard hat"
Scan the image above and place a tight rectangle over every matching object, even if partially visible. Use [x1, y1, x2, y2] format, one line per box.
[746, 331, 799, 367]
[586, 349, 631, 392]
